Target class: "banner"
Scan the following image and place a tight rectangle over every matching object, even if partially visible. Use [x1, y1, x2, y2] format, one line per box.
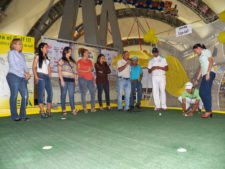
[0, 33, 35, 109]
[42, 37, 119, 104]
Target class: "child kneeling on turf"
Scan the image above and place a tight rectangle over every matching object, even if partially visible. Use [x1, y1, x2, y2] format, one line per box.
[178, 82, 203, 116]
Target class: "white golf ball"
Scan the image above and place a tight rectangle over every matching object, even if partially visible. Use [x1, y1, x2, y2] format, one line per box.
[159, 113, 162, 116]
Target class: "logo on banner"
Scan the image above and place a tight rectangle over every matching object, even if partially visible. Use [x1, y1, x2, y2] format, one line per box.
[176, 25, 192, 37]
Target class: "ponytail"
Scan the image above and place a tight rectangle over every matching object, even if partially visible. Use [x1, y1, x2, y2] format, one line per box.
[193, 43, 206, 50]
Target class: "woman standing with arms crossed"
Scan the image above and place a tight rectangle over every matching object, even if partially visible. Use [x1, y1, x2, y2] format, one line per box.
[6, 38, 31, 121]
[95, 54, 111, 110]
[58, 47, 79, 116]
[193, 43, 216, 118]
[77, 48, 96, 113]
[32, 43, 53, 118]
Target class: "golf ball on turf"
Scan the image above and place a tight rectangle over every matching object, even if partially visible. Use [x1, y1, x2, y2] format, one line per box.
[159, 113, 162, 116]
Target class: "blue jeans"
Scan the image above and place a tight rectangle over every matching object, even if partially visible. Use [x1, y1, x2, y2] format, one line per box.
[130, 80, 142, 108]
[78, 77, 96, 108]
[97, 83, 110, 107]
[6, 73, 28, 120]
[199, 72, 216, 112]
[37, 73, 53, 104]
[60, 80, 75, 111]
[117, 78, 131, 110]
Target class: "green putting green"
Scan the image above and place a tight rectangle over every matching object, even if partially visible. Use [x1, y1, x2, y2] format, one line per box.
[0, 109, 225, 169]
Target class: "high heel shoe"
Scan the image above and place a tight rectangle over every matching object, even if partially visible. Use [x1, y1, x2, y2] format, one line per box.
[40, 111, 47, 119]
[201, 113, 213, 118]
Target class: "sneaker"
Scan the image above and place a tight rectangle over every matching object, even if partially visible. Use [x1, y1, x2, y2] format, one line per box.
[91, 108, 96, 113]
[23, 117, 30, 122]
[154, 108, 161, 111]
[99, 107, 104, 111]
[14, 118, 21, 122]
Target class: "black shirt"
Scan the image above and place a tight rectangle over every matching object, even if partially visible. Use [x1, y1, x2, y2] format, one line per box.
[95, 62, 111, 84]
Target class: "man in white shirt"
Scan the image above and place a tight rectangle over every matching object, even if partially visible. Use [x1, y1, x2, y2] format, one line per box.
[117, 51, 131, 111]
[148, 47, 168, 111]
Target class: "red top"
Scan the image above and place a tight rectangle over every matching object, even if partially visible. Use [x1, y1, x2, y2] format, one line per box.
[77, 59, 93, 80]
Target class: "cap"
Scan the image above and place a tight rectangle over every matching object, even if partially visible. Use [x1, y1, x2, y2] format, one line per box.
[152, 47, 159, 53]
[131, 56, 138, 61]
[185, 82, 193, 90]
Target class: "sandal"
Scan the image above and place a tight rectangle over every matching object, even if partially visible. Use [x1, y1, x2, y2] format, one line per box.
[72, 109, 79, 116]
[46, 109, 52, 117]
[62, 111, 67, 117]
[40, 111, 47, 119]
[84, 108, 88, 114]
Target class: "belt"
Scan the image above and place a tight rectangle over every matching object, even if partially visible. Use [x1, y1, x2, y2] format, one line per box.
[118, 77, 130, 80]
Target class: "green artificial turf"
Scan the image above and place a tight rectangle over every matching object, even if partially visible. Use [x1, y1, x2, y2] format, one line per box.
[0, 109, 225, 169]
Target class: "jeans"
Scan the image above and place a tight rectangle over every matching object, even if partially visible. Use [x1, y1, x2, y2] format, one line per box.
[130, 80, 142, 108]
[117, 78, 131, 110]
[78, 77, 96, 108]
[37, 73, 53, 104]
[60, 81, 75, 111]
[199, 72, 216, 112]
[97, 83, 110, 107]
[6, 73, 28, 120]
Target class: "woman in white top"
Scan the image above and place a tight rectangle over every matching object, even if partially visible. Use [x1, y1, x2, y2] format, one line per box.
[32, 43, 53, 118]
[193, 43, 215, 118]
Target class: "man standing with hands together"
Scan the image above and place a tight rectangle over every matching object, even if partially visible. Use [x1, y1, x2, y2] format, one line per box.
[117, 51, 131, 111]
[148, 47, 168, 111]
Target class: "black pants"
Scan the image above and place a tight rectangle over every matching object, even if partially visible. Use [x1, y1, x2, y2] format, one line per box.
[97, 83, 110, 106]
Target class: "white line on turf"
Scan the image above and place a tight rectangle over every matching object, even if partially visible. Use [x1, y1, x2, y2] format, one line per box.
[177, 148, 187, 153]
[42, 146, 53, 150]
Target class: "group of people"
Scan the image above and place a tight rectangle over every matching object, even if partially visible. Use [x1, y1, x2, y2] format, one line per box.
[178, 44, 215, 118]
[6, 39, 111, 121]
[117, 48, 168, 112]
[6, 38, 215, 121]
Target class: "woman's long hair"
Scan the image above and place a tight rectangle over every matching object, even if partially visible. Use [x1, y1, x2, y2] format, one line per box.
[62, 47, 75, 63]
[96, 54, 105, 65]
[38, 42, 49, 68]
[193, 43, 206, 50]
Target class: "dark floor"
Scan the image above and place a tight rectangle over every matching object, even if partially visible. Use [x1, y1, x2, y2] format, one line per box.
[0, 109, 225, 169]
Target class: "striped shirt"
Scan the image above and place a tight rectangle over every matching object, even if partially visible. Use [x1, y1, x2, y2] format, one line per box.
[58, 59, 76, 80]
